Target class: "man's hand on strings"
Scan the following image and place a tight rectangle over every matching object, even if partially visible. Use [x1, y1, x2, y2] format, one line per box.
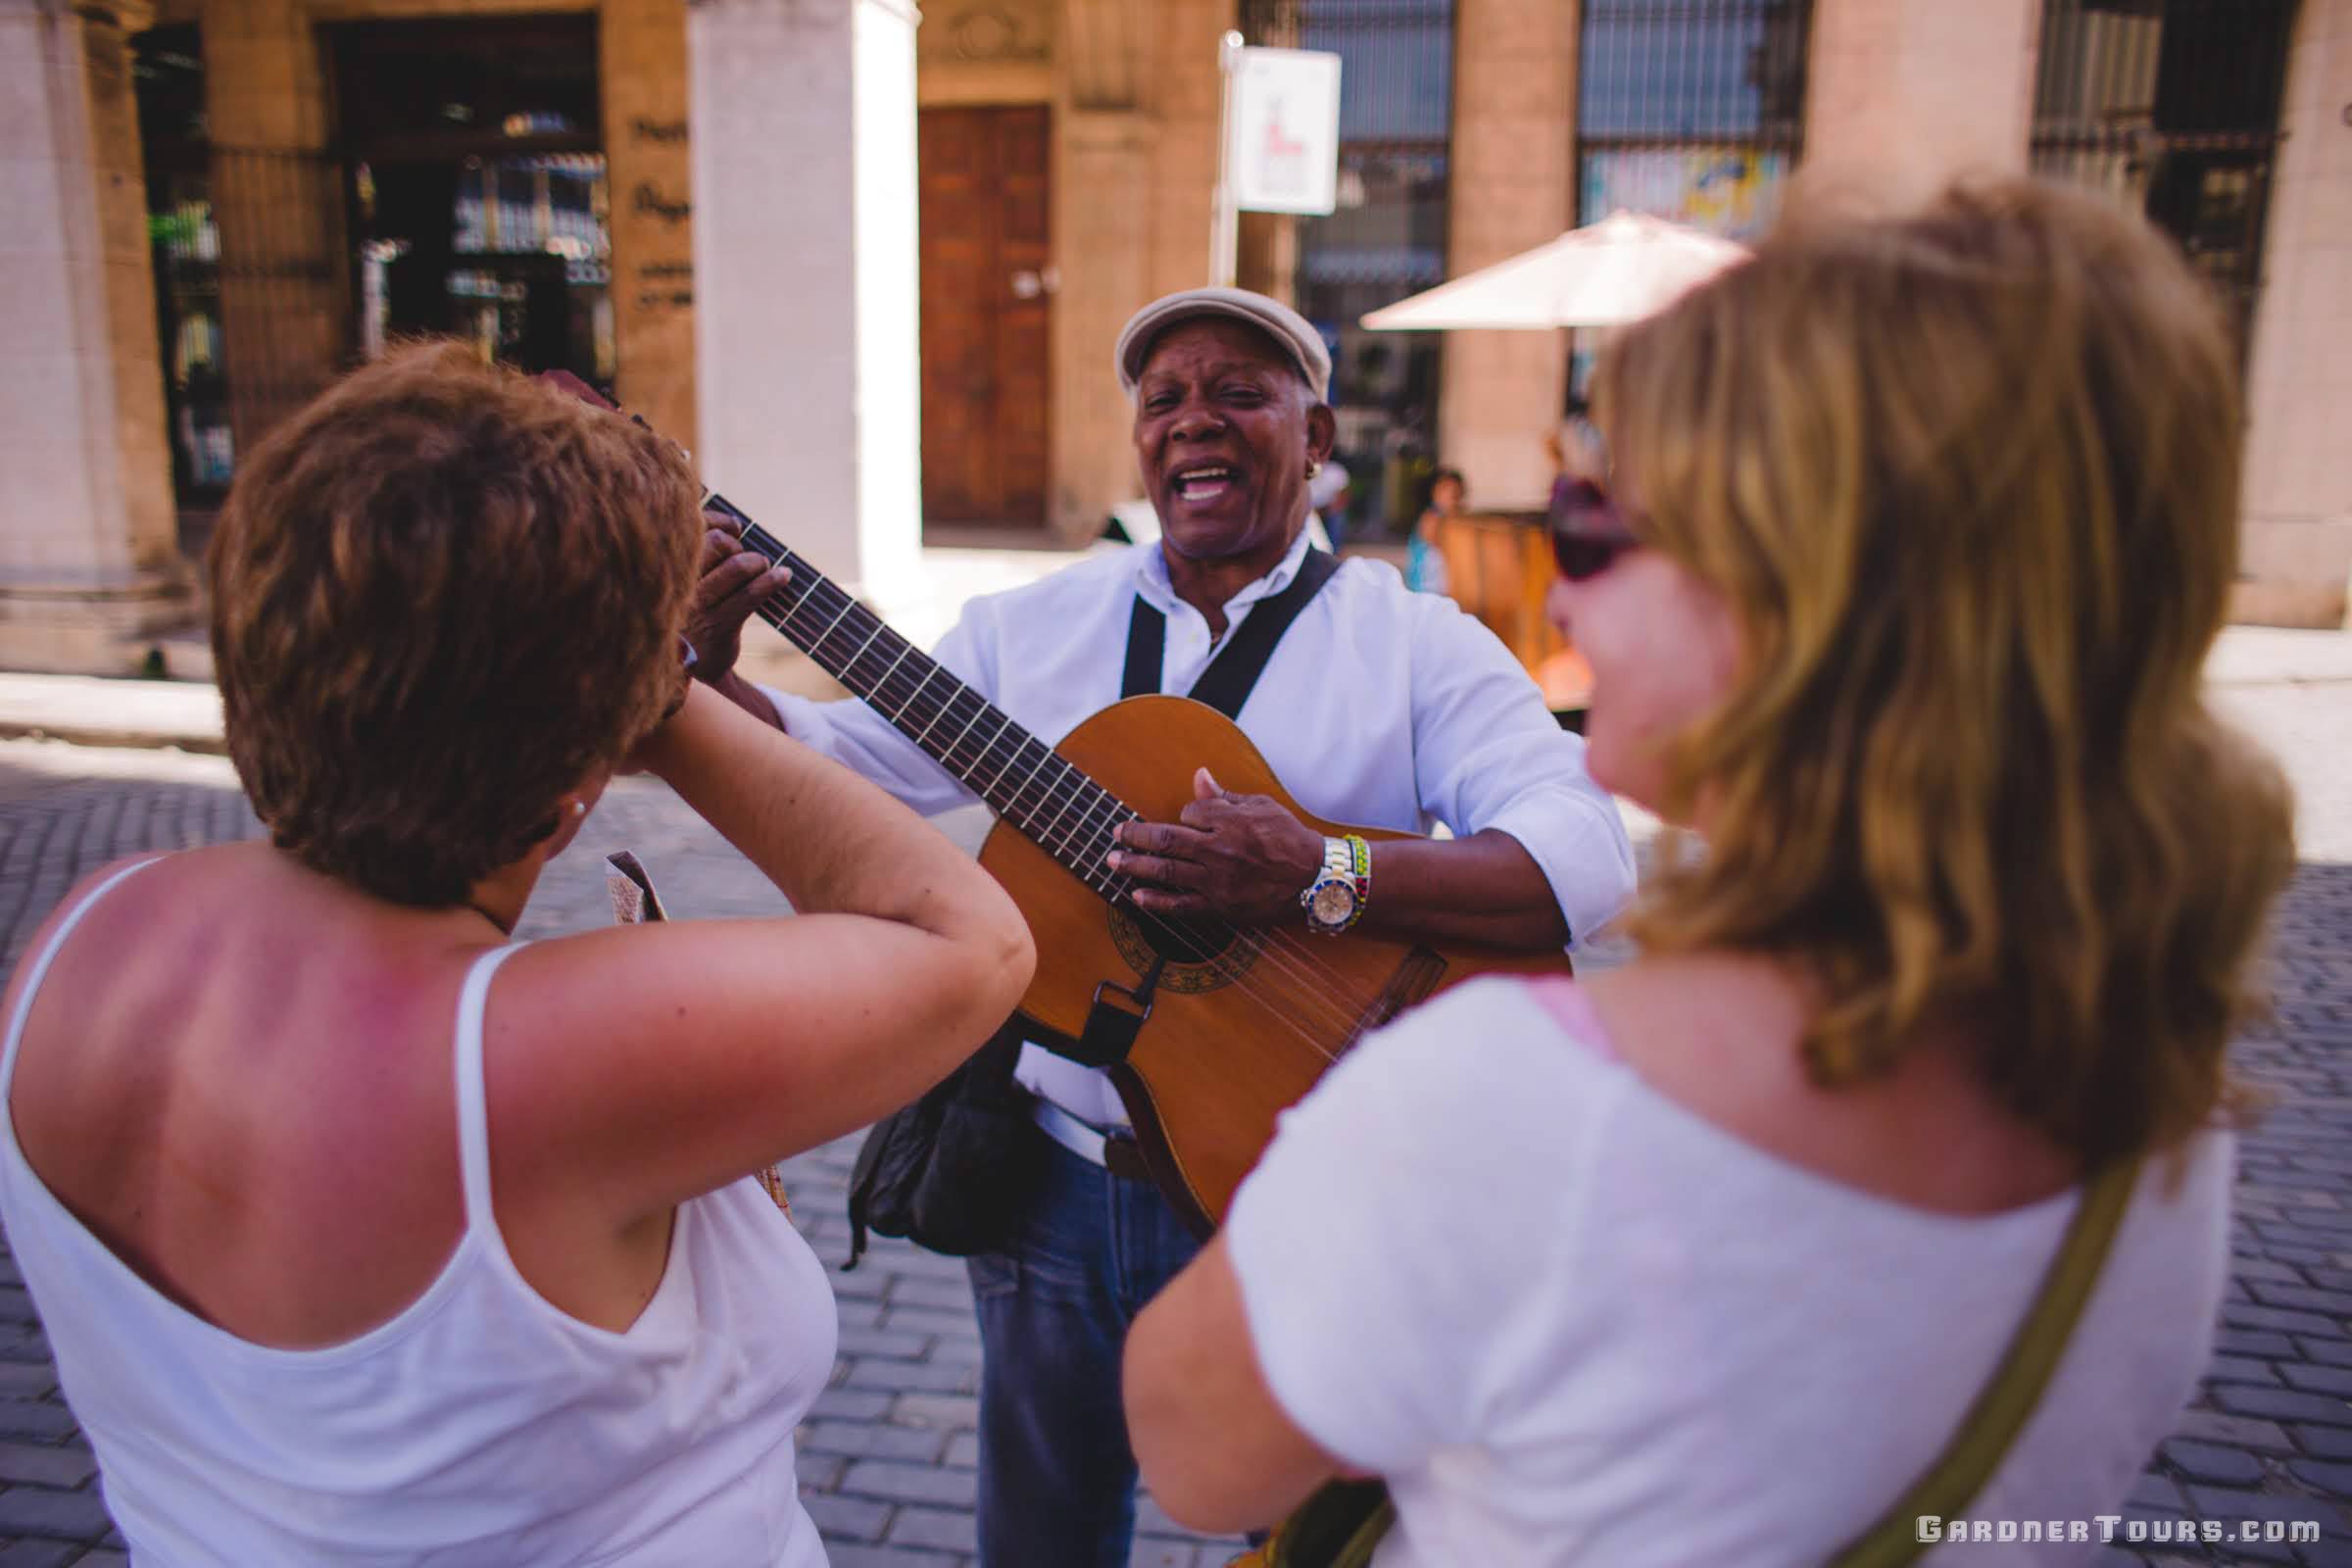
[688, 508, 792, 686]
[1109, 768, 1325, 924]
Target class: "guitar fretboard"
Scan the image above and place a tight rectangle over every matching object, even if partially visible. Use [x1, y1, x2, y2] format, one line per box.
[716, 502, 1140, 900]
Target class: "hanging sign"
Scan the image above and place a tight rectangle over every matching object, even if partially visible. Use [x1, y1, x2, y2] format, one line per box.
[1229, 46, 1343, 216]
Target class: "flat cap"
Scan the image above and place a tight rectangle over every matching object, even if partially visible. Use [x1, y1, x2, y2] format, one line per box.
[1114, 286, 1332, 400]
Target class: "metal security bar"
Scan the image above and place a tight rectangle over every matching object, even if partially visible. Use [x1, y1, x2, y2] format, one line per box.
[210, 147, 354, 461]
[1243, 0, 1455, 293]
[2032, 0, 2298, 344]
[1576, 0, 1814, 237]
[1243, 0, 1457, 538]
[1579, 0, 1812, 147]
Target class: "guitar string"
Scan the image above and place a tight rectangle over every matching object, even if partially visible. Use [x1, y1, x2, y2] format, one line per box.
[748, 547, 1395, 1052]
[751, 550, 1389, 1034]
[763, 585, 1376, 1060]
[752, 534, 1396, 1030]
[746, 553, 1391, 1055]
[671, 450, 1387, 1053]
[723, 517, 1394, 1043]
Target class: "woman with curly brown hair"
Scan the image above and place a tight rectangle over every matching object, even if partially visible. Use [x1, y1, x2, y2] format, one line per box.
[0, 343, 1034, 1565]
[1125, 180, 2294, 1563]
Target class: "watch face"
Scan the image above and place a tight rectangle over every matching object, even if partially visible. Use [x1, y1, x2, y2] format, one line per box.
[1311, 882, 1358, 925]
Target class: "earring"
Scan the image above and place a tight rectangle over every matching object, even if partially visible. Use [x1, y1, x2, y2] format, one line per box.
[1306, 460, 1322, 479]
[570, 800, 587, 818]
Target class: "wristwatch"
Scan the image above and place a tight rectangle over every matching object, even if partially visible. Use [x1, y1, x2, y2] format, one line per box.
[1299, 834, 1371, 936]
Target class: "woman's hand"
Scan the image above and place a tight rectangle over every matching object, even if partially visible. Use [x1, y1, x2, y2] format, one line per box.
[1110, 768, 1323, 924]
[507, 684, 1037, 1225]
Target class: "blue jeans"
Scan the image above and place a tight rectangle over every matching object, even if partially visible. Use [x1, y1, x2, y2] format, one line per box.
[966, 1129, 1202, 1568]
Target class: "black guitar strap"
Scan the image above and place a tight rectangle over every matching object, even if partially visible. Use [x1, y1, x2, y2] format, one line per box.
[1041, 549, 1348, 1078]
[1122, 546, 1342, 714]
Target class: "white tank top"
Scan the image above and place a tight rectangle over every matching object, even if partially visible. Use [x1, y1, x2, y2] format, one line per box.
[0, 858, 837, 1566]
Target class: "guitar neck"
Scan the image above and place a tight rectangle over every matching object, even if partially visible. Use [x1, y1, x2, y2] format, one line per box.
[710, 494, 1136, 898]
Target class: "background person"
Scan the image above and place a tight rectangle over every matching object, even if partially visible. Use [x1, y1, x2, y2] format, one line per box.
[1406, 465, 1466, 594]
[1307, 454, 1352, 549]
[0, 344, 1034, 1566]
[1544, 393, 1606, 496]
[688, 285, 1637, 1568]
[1123, 180, 2294, 1563]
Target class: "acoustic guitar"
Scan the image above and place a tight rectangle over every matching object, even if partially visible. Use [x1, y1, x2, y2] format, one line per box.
[553, 378, 1569, 1234]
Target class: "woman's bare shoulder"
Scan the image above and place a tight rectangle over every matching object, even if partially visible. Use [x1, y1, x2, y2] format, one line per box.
[1578, 954, 1810, 1065]
[1581, 953, 2078, 1213]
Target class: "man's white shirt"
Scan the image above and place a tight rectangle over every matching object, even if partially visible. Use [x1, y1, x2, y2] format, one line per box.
[762, 530, 1637, 1128]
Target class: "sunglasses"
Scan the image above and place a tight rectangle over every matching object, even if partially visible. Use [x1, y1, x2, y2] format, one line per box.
[1549, 479, 1645, 582]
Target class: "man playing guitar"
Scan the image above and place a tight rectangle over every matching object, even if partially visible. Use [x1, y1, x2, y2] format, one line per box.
[686, 286, 1637, 1568]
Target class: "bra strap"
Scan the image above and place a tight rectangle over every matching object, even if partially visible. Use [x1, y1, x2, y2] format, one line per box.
[452, 943, 530, 1227]
[1, 858, 165, 1095]
[1518, 976, 1623, 1063]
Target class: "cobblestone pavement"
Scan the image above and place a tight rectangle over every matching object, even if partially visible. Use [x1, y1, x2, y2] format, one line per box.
[0, 661, 2342, 1564]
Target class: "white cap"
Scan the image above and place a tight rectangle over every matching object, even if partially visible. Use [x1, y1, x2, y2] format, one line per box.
[1114, 287, 1333, 400]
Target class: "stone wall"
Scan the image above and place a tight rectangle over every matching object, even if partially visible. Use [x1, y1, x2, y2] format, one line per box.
[604, 0, 698, 450]
[0, 0, 191, 674]
[202, 0, 343, 458]
[1438, 0, 1577, 511]
[1800, 0, 2039, 204]
[2237, 0, 2352, 628]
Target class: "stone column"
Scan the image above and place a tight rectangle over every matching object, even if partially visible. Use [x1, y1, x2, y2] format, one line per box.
[1051, 107, 1154, 541]
[1231, 0, 1298, 306]
[1145, 0, 1234, 302]
[2236, 0, 2352, 628]
[1050, 0, 1152, 541]
[1438, 0, 1576, 511]
[689, 0, 923, 608]
[0, 0, 193, 674]
[202, 0, 344, 460]
[1801, 0, 2039, 204]
[604, 0, 698, 448]
[1235, 211, 1298, 304]
[1030, 0, 1229, 543]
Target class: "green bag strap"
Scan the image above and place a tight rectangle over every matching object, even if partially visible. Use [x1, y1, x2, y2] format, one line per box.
[1323, 1496, 1395, 1568]
[1240, 1158, 2141, 1568]
[1232, 1481, 1393, 1568]
[1827, 1155, 2144, 1568]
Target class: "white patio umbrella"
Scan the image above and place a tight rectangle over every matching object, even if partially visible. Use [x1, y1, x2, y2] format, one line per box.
[1360, 210, 1749, 331]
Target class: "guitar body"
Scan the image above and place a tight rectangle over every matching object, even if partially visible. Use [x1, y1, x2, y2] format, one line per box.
[530, 376, 1566, 1245]
[980, 694, 1568, 1235]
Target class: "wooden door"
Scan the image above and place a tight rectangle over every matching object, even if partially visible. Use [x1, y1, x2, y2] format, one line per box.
[919, 106, 1051, 526]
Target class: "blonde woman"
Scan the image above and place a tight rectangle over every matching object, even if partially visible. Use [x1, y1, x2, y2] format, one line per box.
[0, 346, 1034, 1564]
[1124, 181, 2293, 1562]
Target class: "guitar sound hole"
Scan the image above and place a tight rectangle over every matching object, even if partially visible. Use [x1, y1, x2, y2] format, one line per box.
[1107, 906, 1259, 995]
[1138, 913, 1229, 966]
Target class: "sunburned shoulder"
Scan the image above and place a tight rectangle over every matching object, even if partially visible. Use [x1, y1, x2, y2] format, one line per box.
[1580, 956, 2091, 1214]
[13, 850, 156, 945]
[1, 858, 136, 1026]
[1577, 956, 1809, 1059]
[5, 848, 216, 1008]
[1573, 957, 1819, 1113]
